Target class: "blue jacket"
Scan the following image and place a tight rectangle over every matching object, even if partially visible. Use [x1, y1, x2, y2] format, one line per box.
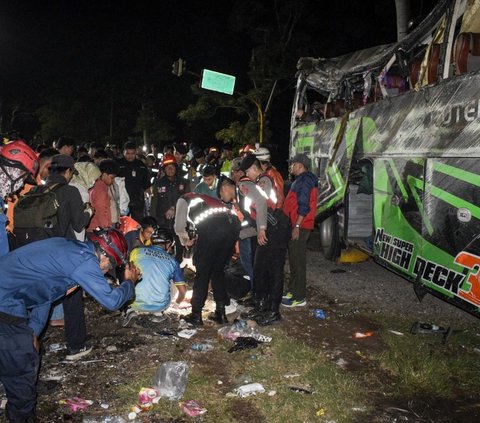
[0, 237, 135, 336]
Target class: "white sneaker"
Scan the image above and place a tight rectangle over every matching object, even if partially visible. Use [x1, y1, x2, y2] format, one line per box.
[225, 299, 238, 315]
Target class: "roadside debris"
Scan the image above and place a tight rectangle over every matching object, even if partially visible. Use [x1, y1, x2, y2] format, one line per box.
[82, 416, 128, 422]
[312, 309, 326, 319]
[228, 337, 261, 353]
[180, 400, 207, 417]
[218, 319, 272, 343]
[289, 386, 314, 394]
[48, 343, 67, 352]
[388, 330, 404, 336]
[59, 397, 93, 412]
[178, 329, 197, 339]
[316, 408, 326, 416]
[233, 383, 265, 397]
[410, 321, 452, 344]
[153, 361, 189, 400]
[353, 331, 374, 339]
[191, 342, 214, 352]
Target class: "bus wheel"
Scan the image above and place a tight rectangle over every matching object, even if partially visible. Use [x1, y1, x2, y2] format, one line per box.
[320, 213, 340, 260]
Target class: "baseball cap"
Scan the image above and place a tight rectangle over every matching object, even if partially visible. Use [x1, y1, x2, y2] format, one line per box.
[239, 154, 257, 172]
[51, 154, 79, 174]
[287, 153, 311, 169]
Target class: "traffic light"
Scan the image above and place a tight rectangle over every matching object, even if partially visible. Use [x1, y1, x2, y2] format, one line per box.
[172, 58, 186, 76]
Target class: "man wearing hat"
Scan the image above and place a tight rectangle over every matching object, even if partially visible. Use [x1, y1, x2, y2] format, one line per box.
[282, 153, 318, 307]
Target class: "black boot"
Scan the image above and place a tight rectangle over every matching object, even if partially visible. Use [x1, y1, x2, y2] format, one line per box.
[208, 303, 228, 324]
[255, 303, 281, 326]
[241, 298, 269, 320]
[184, 311, 203, 326]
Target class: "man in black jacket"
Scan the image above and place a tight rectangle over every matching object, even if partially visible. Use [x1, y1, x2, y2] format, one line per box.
[117, 142, 151, 223]
[27, 154, 94, 360]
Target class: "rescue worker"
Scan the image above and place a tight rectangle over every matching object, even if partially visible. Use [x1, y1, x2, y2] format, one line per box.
[0, 140, 39, 256]
[175, 176, 240, 326]
[239, 155, 290, 325]
[253, 147, 285, 208]
[0, 228, 140, 423]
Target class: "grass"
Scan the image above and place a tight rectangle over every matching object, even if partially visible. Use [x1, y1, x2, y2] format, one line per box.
[108, 328, 365, 422]
[371, 314, 480, 399]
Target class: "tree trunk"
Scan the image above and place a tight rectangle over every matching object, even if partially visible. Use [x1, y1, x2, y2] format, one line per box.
[395, 0, 411, 42]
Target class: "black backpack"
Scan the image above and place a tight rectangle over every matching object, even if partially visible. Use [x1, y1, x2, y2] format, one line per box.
[13, 183, 62, 247]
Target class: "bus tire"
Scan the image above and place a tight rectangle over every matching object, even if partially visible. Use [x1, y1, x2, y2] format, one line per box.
[320, 213, 340, 260]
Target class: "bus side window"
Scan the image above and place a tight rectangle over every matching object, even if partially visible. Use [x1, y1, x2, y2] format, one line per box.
[454, 32, 480, 75]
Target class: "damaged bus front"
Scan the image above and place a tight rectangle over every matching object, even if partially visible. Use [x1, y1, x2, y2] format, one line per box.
[290, 0, 480, 316]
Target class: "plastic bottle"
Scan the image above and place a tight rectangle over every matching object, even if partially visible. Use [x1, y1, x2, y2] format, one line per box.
[191, 343, 214, 352]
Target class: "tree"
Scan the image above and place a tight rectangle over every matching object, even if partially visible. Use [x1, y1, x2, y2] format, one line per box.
[178, 0, 308, 148]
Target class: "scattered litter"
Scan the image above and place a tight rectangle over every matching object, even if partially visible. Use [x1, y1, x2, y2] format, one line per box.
[155, 329, 176, 337]
[138, 387, 160, 405]
[178, 329, 197, 339]
[316, 408, 326, 416]
[191, 342, 214, 352]
[217, 380, 223, 385]
[228, 337, 261, 353]
[62, 359, 107, 364]
[59, 397, 93, 412]
[353, 331, 374, 339]
[335, 358, 348, 369]
[106, 346, 118, 352]
[234, 383, 265, 398]
[473, 348, 480, 354]
[249, 355, 258, 360]
[82, 416, 128, 423]
[1, 399, 7, 410]
[128, 411, 137, 420]
[100, 403, 110, 409]
[283, 373, 300, 379]
[48, 343, 66, 352]
[217, 319, 270, 342]
[352, 406, 367, 412]
[153, 361, 188, 400]
[388, 330, 404, 336]
[312, 309, 326, 319]
[180, 400, 207, 417]
[330, 269, 346, 273]
[268, 390, 276, 397]
[410, 321, 452, 344]
[289, 386, 314, 394]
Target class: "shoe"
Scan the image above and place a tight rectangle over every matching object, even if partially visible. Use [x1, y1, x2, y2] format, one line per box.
[282, 298, 307, 307]
[122, 308, 137, 327]
[225, 299, 237, 315]
[282, 292, 293, 300]
[238, 291, 253, 303]
[240, 298, 269, 320]
[65, 345, 93, 361]
[255, 311, 282, 326]
[183, 312, 204, 326]
[208, 309, 228, 324]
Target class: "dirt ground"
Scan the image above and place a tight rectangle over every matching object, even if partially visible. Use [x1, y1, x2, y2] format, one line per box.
[1, 238, 479, 422]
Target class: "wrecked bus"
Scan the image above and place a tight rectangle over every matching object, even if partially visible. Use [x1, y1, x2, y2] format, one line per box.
[290, 0, 480, 317]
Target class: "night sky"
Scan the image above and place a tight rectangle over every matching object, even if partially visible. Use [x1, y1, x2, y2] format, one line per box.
[0, 0, 437, 160]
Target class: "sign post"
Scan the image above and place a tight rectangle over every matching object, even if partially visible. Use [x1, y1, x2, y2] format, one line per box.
[201, 69, 236, 95]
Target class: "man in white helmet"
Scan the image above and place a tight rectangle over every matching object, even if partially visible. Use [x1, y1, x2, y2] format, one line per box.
[253, 147, 284, 208]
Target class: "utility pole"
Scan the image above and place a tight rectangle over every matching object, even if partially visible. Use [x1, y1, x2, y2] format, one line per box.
[395, 0, 411, 41]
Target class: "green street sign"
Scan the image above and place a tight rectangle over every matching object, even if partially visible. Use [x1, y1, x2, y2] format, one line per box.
[201, 69, 236, 95]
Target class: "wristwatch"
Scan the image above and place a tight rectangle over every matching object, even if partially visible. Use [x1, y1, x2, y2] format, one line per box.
[294, 224, 300, 228]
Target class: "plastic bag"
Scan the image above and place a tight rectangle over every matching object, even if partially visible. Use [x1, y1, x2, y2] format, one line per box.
[153, 361, 189, 400]
[82, 416, 127, 423]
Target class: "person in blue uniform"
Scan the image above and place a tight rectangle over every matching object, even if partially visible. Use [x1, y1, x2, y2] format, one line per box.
[0, 228, 140, 423]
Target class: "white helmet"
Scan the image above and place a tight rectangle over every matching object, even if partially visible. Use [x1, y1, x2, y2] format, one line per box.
[254, 147, 270, 161]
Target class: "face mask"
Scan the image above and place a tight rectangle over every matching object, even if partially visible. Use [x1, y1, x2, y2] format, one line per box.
[0, 166, 26, 199]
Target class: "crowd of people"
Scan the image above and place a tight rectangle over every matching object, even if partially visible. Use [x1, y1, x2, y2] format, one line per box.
[0, 137, 318, 423]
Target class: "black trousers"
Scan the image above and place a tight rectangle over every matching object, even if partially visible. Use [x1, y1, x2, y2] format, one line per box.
[63, 288, 87, 350]
[191, 219, 239, 313]
[253, 213, 290, 310]
[0, 320, 39, 422]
